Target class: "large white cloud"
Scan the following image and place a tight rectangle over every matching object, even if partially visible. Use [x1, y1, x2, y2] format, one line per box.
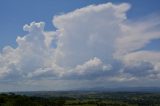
[53, 3, 130, 67]
[0, 22, 56, 79]
[0, 2, 160, 90]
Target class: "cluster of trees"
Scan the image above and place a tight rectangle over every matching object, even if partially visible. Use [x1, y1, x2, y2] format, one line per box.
[0, 93, 65, 106]
[0, 92, 160, 106]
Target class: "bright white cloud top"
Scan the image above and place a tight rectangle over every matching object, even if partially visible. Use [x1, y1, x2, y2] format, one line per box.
[0, 3, 160, 91]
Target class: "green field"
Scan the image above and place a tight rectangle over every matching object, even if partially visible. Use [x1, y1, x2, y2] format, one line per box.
[0, 92, 160, 106]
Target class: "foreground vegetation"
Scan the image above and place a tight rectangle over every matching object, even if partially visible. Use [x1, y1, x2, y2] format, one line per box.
[0, 92, 160, 106]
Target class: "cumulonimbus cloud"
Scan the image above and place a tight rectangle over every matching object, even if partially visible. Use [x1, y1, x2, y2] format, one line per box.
[0, 2, 160, 89]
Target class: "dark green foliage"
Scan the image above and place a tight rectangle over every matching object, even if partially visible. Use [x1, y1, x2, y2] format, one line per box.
[0, 92, 160, 106]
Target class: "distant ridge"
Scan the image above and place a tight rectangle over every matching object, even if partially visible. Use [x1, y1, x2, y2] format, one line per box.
[81, 87, 160, 92]
[1, 87, 160, 95]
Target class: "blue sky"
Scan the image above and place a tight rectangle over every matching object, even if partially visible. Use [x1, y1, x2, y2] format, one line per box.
[0, 0, 160, 49]
[0, 0, 160, 91]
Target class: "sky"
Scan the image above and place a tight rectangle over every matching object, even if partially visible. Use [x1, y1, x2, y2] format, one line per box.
[0, 0, 160, 92]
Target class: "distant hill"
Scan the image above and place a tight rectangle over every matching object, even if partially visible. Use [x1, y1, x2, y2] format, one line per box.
[7, 87, 160, 98]
[82, 87, 160, 92]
